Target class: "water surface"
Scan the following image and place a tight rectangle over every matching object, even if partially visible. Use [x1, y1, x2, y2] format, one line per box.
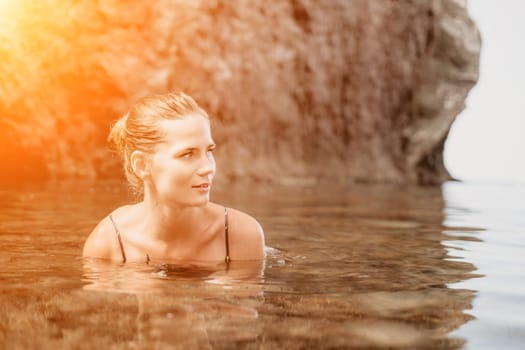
[0, 180, 523, 349]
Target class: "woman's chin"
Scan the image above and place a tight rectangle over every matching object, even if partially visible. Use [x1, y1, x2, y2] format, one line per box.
[188, 196, 211, 207]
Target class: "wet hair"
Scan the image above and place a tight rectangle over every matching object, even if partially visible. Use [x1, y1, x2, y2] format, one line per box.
[108, 91, 209, 193]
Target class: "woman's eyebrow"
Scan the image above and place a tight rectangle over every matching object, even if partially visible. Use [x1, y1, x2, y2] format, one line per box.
[174, 144, 216, 153]
[167, 146, 194, 155]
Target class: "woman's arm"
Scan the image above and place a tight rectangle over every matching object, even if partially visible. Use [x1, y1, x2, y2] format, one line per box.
[227, 209, 266, 260]
[82, 216, 119, 260]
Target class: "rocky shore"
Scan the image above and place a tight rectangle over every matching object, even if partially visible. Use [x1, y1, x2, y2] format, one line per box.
[0, 0, 480, 185]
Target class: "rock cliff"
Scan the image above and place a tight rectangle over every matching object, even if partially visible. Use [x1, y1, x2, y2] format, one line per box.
[0, 0, 480, 185]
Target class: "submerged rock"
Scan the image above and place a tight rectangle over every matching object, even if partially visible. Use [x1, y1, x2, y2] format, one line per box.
[0, 0, 480, 185]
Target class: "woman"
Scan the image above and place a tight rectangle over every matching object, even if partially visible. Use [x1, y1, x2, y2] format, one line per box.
[83, 92, 265, 264]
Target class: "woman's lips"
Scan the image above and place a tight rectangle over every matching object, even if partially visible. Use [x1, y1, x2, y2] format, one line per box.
[192, 183, 210, 191]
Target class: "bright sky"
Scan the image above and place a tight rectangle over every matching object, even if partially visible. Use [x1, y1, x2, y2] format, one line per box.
[444, 0, 525, 184]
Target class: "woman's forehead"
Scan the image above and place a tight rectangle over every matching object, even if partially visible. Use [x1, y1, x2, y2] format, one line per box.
[157, 115, 213, 147]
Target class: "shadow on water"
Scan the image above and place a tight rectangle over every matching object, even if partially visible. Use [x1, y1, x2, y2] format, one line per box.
[0, 179, 483, 349]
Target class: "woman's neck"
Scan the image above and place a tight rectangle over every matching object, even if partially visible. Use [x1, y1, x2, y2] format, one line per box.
[137, 197, 204, 243]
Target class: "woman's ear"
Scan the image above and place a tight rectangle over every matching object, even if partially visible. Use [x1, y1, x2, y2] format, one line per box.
[130, 150, 150, 179]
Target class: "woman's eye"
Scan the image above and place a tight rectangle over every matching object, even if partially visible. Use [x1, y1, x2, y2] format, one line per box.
[181, 152, 193, 158]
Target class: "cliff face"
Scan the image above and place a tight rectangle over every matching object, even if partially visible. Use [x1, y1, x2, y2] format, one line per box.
[0, 0, 480, 185]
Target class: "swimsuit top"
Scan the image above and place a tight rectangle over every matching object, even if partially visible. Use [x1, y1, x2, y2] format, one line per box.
[108, 207, 231, 264]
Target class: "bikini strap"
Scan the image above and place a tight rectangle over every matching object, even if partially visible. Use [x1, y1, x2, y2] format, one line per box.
[109, 214, 127, 263]
[224, 207, 230, 264]
[109, 211, 227, 264]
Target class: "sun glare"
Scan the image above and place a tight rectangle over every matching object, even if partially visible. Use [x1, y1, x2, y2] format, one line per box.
[0, 0, 13, 12]
[0, 0, 17, 29]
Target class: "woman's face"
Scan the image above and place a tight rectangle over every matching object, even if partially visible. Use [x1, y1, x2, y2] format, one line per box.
[147, 113, 216, 207]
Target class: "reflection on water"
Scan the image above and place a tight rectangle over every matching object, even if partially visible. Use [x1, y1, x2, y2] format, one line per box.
[81, 259, 265, 349]
[0, 179, 521, 349]
[443, 182, 525, 350]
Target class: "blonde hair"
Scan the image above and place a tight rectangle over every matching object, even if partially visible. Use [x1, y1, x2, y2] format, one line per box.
[108, 91, 208, 193]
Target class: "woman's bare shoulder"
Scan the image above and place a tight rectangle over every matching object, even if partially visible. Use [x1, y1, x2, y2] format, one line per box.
[226, 207, 265, 260]
[82, 205, 133, 260]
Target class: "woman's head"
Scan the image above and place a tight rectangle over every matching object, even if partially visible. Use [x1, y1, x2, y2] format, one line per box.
[108, 92, 212, 196]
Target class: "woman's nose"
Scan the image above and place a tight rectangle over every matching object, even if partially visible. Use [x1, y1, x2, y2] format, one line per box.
[197, 153, 215, 175]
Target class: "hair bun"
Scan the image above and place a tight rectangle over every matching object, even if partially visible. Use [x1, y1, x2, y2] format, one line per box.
[107, 113, 128, 153]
